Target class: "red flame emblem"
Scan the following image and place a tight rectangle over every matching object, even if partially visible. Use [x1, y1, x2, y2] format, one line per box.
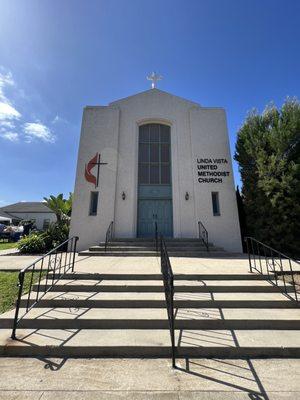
[85, 153, 98, 187]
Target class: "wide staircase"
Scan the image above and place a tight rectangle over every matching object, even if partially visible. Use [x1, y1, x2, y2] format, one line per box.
[80, 238, 227, 257]
[1, 237, 300, 360]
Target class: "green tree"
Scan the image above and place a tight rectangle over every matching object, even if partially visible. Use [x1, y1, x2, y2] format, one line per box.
[43, 193, 73, 224]
[235, 98, 300, 256]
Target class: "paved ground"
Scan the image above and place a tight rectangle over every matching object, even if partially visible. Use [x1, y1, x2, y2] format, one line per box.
[0, 252, 251, 272]
[0, 248, 19, 256]
[0, 251, 297, 274]
[0, 251, 37, 270]
[0, 247, 19, 256]
[1, 253, 300, 398]
[72, 254, 251, 274]
[0, 357, 299, 399]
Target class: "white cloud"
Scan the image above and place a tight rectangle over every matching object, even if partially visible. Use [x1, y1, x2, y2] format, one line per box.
[1, 132, 19, 142]
[0, 70, 21, 126]
[0, 120, 15, 129]
[23, 122, 55, 143]
[0, 71, 14, 101]
[0, 102, 21, 120]
[0, 68, 56, 145]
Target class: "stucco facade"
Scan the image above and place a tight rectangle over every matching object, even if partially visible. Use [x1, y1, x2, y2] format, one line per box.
[70, 89, 242, 253]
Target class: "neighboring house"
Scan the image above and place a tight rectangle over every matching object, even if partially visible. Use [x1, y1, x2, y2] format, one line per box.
[0, 210, 14, 224]
[0, 202, 56, 230]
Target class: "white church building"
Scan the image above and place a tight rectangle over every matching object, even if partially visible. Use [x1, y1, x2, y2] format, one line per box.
[70, 80, 242, 253]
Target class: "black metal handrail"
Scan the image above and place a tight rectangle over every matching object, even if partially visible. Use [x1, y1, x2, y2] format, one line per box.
[160, 235, 176, 368]
[104, 221, 114, 252]
[154, 221, 158, 253]
[198, 220, 209, 251]
[11, 236, 79, 339]
[245, 236, 300, 302]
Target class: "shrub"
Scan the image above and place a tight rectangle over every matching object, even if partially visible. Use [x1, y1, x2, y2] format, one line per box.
[42, 223, 70, 251]
[18, 222, 70, 254]
[18, 234, 46, 254]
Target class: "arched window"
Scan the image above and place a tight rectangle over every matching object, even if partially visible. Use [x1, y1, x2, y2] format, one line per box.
[138, 124, 171, 185]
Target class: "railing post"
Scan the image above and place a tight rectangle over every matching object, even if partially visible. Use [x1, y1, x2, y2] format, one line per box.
[206, 231, 209, 252]
[198, 220, 209, 251]
[105, 221, 113, 253]
[250, 239, 256, 271]
[155, 222, 158, 253]
[72, 236, 78, 272]
[11, 272, 25, 339]
[289, 259, 298, 302]
[160, 235, 176, 369]
[170, 274, 176, 369]
[245, 237, 253, 273]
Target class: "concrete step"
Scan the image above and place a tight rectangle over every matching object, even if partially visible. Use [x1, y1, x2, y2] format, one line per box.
[90, 246, 219, 251]
[3, 318, 300, 330]
[41, 278, 287, 287]
[2, 306, 300, 329]
[99, 241, 215, 248]
[18, 298, 300, 309]
[112, 238, 210, 242]
[3, 306, 300, 321]
[23, 288, 295, 301]
[47, 272, 277, 281]
[33, 283, 295, 293]
[78, 250, 239, 257]
[2, 328, 300, 357]
[41, 276, 284, 287]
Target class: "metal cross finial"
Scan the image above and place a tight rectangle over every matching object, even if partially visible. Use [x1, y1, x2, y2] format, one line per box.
[147, 71, 163, 89]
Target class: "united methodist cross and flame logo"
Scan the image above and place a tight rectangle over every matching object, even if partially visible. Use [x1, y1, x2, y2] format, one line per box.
[84, 152, 107, 188]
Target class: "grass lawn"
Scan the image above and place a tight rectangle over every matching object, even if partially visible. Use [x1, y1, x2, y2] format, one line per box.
[0, 271, 43, 314]
[0, 242, 17, 251]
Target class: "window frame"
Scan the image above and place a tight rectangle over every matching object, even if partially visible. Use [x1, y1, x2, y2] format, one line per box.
[138, 123, 171, 185]
[211, 192, 221, 216]
[89, 191, 99, 216]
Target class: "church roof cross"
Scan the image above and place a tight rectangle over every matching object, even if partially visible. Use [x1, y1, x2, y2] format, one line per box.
[147, 71, 163, 89]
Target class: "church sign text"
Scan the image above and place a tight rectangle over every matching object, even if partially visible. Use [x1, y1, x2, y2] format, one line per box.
[196, 158, 230, 183]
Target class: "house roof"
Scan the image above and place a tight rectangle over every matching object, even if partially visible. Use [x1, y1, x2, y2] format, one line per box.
[0, 202, 54, 214]
[0, 210, 15, 221]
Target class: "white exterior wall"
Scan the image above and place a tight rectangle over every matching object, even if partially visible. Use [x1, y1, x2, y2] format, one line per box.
[70, 107, 120, 250]
[70, 89, 242, 253]
[9, 212, 56, 230]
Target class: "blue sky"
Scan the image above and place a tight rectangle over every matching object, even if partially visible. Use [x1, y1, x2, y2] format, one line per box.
[0, 0, 299, 205]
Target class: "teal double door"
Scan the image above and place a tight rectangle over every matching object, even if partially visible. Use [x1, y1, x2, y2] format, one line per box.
[137, 123, 173, 238]
[137, 185, 173, 238]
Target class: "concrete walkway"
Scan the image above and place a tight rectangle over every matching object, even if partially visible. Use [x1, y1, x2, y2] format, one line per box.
[0, 357, 299, 399]
[0, 254, 38, 271]
[1, 253, 300, 398]
[0, 247, 19, 256]
[0, 252, 250, 272]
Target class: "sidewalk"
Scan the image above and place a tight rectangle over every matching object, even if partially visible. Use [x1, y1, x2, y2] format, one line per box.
[0, 247, 19, 256]
[0, 357, 299, 399]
